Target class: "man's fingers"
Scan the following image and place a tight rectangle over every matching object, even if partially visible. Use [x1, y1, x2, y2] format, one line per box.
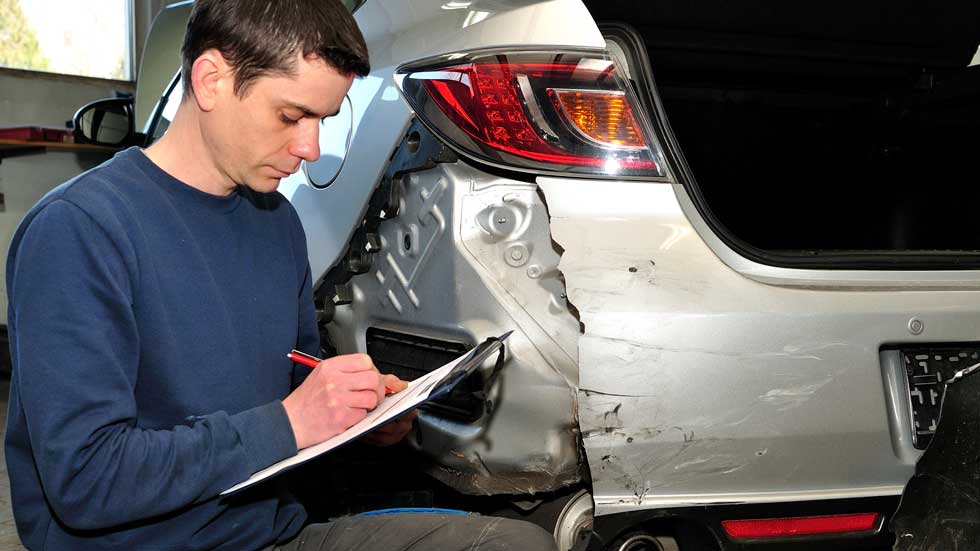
[344, 369, 383, 392]
[342, 407, 369, 430]
[383, 373, 409, 393]
[387, 410, 418, 424]
[362, 413, 416, 447]
[361, 433, 398, 447]
[333, 353, 377, 373]
[375, 419, 411, 434]
[372, 411, 417, 437]
[348, 389, 380, 410]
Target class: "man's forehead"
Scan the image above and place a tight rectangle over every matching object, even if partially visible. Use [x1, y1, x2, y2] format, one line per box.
[259, 71, 351, 117]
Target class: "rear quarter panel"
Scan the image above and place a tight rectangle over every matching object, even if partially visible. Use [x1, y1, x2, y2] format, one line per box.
[540, 176, 980, 516]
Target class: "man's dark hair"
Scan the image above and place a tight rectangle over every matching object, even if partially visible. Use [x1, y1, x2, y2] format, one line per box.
[181, 0, 370, 98]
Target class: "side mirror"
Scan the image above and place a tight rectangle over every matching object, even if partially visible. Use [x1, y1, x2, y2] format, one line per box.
[72, 97, 137, 147]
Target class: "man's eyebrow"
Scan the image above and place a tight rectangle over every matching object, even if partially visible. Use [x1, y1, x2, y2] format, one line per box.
[283, 101, 337, 119]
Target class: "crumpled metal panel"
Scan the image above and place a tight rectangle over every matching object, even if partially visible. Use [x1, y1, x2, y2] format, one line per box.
[329, 161, 581, 495]
[539, 177, 980, 517]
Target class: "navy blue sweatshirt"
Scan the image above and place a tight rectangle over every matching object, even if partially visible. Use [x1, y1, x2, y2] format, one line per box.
[4, 148, 319, 550]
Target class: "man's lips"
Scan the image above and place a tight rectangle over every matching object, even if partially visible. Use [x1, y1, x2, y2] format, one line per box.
[269, 166, 295, 178]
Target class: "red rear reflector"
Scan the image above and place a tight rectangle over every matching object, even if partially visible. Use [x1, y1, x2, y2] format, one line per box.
[721, 513, 879, 539]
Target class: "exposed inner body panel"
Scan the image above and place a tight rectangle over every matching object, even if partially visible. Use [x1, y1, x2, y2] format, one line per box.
[324, 125, 583, 495]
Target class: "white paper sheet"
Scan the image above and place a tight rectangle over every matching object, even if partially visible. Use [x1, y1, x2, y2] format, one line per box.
[221, 335, 508, 496]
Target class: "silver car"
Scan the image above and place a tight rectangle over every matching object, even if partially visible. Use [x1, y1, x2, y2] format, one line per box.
[78, 0, 980, 549]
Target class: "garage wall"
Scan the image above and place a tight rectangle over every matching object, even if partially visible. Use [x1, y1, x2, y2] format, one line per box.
[0, 70, 131, 324]
[0, 1, 164, 325]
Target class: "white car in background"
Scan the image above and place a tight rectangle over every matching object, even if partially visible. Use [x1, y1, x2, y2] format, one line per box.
[75, 0, 980, 549]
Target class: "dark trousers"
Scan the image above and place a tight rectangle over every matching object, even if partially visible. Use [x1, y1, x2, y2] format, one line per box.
[264, 513, 558, 551]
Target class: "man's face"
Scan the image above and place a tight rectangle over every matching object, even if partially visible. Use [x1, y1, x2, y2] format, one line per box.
[204, 54, 354, 193]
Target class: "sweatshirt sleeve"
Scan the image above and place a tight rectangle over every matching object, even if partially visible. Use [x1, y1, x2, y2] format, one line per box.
[290, 207, 320, 389]
[8, 199, 296, 531]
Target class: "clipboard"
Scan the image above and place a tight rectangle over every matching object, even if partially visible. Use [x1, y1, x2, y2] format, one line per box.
[220, 331, 511, 496]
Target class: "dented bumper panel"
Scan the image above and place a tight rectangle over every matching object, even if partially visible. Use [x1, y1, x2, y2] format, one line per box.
[540, 177, 980, 517]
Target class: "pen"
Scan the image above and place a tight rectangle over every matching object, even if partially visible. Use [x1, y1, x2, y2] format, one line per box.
[287, 349, 394, 395]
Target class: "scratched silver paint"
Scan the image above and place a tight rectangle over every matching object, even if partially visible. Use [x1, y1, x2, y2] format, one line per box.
[539, 177, 980, 516]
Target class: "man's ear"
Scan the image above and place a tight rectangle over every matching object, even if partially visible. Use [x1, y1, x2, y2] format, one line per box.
[190, 49, 232, 112]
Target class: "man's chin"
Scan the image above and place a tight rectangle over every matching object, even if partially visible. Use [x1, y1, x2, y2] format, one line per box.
[244, 177, 282, 194]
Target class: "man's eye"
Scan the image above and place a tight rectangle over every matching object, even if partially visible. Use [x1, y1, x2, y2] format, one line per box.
[280, 114, 300, 125]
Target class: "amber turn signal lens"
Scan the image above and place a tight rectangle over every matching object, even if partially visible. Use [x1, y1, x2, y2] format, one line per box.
[551, 90, 646, 149]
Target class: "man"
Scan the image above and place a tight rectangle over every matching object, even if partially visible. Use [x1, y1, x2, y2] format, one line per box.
[4, 1, 557, 550]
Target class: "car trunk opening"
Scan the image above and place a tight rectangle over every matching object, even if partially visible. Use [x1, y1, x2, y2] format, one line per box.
[586, 0, 980, 263]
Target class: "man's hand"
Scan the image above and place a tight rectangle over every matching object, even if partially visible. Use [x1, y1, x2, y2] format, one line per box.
[282, 353, 385, 450]
[362, 374, 417, 447]
[361, 410, 418, 447]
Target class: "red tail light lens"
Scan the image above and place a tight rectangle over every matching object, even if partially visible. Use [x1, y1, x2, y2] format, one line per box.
[397, 52, 665, 178]
[722, 513, 880, 539]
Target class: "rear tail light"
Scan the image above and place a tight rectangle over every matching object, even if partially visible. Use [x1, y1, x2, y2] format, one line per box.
[722, 513, 881, 539]
[396, 52, 665, 178]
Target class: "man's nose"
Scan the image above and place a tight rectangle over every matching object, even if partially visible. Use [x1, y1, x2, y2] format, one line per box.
[290, 120, 320, 163]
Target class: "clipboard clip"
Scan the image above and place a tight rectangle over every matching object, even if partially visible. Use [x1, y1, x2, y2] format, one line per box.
[947, 360, 980, 385]
[416, 332, 511, 448]
[423, 331, 512, 423]
[429, 331, 511, 399]
[473, 333, 509, 417]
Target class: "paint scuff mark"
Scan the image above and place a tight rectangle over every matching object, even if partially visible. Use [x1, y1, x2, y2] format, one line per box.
[603, 403, 623, 433]
[758, 378, 833, 410]
[672, 457, 714, 470]
[582, 335, 834, 363]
